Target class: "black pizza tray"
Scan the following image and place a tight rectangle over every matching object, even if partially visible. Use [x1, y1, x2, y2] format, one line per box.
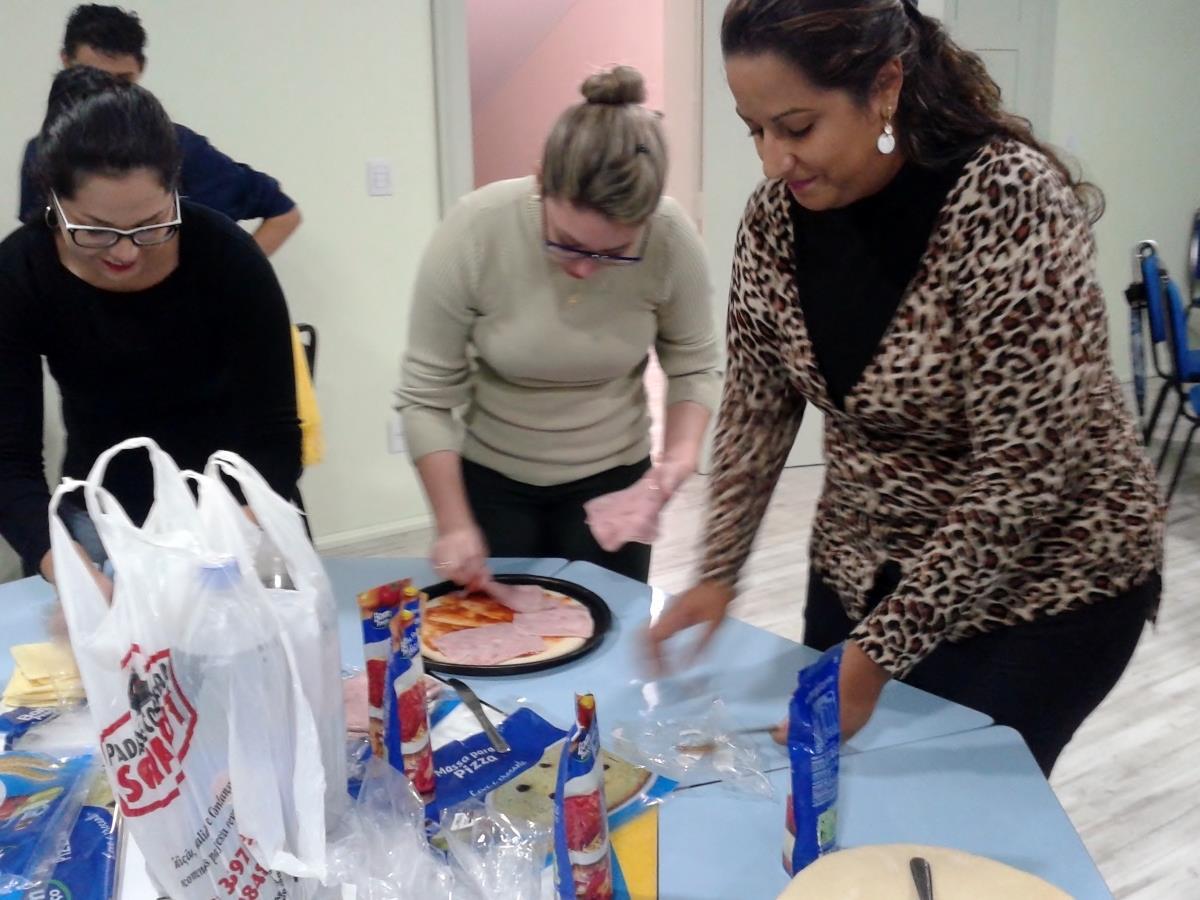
[420, 573, 612, 676]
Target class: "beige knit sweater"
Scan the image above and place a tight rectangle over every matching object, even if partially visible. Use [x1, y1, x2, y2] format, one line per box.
[397, 176, 722, 486]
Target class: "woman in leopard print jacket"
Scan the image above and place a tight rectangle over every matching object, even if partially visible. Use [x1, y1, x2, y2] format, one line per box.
[646, 0, 1165, 774]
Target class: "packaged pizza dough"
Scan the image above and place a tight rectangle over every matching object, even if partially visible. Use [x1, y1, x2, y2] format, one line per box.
[785, 645, 843, 876]
[427, 706, 674, 842]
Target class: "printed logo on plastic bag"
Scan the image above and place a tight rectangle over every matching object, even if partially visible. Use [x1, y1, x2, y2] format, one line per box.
[99, 645, 197, 817]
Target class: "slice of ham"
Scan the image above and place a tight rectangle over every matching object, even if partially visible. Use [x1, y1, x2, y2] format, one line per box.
[432, 622, 547, 666]
[513, 605, 594, 638]
[482, 580, 561, 613]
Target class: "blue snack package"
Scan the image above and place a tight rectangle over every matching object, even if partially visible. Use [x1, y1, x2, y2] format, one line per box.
[381, 596, 436, 803]
[35, 799, 118, 900]
[357, 579, 421, 763]
[554, 694, 614, 899]
[0, 711, 59, 753]
[784, 644, 843, 876]
[0, 750, 96, 897]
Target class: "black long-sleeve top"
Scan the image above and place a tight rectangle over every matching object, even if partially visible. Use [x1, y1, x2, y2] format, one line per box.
[0, 200, 301, 572]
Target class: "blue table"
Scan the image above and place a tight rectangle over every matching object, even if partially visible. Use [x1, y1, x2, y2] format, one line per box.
[452, 562, 993, 764]
[1, 557, 1104, 899]
[658, 726, 1111, 899]
[0, 576, 55, 685]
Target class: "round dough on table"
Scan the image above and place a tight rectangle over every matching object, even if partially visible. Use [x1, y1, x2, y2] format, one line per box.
[777, 844, 1070, 899]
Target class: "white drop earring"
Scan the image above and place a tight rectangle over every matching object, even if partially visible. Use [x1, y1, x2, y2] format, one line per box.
[877, 118, 896, 155]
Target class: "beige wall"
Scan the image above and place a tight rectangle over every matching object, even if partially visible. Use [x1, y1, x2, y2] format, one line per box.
[0, 0, 442, 570]
[1048, 0, 1200, 379]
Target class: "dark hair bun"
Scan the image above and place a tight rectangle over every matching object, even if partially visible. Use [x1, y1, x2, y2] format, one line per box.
[581, 65, 646, 106]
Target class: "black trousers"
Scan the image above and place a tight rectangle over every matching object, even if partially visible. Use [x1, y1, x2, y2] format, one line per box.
[803, 564, 1160, 775]
[462, 457, 652, 582]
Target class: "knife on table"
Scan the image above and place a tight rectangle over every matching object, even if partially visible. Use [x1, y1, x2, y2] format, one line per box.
[441, 676, 511, 753]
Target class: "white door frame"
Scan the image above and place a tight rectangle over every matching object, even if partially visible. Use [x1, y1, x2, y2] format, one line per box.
[430, 0, 474, 216]
[941, 0, 1058, 137]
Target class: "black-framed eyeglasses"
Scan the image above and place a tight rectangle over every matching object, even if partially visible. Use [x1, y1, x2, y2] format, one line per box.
[541, 200, 645, 267]
[543, 237, 644, 266]
[50, 191, 182, 249]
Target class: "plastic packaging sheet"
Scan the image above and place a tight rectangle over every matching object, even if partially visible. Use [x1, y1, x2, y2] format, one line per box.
[324, 758, 548, 900]
[441, 798, 551, 900]
[608, 674, 775, 799]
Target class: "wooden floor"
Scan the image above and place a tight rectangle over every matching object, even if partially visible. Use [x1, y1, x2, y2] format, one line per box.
[333, 446, 1200, 899]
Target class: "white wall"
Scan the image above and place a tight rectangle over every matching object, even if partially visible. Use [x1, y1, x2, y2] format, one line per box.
[0, 0, 442, 561]
[1048, 0, 1200, 379]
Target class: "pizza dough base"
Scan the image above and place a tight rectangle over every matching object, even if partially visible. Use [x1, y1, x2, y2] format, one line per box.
[778, 844, 1070, 900]
[421, 591, 590, 666]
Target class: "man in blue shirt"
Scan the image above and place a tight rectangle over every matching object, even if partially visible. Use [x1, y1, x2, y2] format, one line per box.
[18, 4, 302, 256]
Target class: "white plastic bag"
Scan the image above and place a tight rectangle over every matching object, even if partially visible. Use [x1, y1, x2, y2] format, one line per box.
[204, 451, 348, 828]
[50, 438, 327, 898]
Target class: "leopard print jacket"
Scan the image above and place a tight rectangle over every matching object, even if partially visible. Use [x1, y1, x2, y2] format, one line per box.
[700, 140, 1166, 677]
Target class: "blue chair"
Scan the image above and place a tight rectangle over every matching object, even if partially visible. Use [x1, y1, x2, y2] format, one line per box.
[1131, 242, 1200, 445]
[1190, 209, 1200, 307]
[1136, 242, 1200, 500]
[1164, 386, 1200, 500]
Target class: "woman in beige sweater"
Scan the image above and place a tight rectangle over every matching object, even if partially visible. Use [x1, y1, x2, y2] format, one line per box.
[397, 66, 722, 585]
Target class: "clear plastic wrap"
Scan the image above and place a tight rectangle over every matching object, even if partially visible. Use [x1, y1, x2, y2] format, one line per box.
[441, 798, 550, 900]
[610, 696, 774, 799]
[325, 758, 548, 900]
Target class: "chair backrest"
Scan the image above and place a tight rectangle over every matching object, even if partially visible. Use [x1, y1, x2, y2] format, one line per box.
[296, 322, 318, 380]
[1137, 242, 1169, 345]
[1190, 208, 1199, 293]
[1139, 243, 1192, 382]
[1162, 274, 1192, 379]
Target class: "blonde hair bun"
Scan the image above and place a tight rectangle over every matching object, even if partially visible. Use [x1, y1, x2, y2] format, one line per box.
[581, 65, 646, 106]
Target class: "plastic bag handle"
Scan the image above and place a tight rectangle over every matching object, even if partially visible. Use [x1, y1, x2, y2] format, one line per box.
[79, 438, 204, 563]
[205, 452, 321, 590]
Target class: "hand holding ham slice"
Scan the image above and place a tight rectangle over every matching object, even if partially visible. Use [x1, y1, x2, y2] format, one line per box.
[584, 469, 672, 552]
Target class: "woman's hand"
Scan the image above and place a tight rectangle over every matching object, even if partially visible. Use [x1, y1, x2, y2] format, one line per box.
[838, 639, 890, 740]
[430, 525, 489, 588]
[643, 579, 736, 675]
[770, 640, 891, 746]
[39, 544, 113, 604]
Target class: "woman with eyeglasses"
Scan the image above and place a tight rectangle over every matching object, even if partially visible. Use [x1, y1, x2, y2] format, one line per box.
[397, 65, 721, 585]
[0, 66, 301, 593]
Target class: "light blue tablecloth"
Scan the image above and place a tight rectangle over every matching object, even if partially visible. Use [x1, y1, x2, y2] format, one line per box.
[658, 726, 1112, 899]
[1, 557, 1107, 899]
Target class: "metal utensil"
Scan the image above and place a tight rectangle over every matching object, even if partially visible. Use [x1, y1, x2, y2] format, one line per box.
[444, 676, 511, 752]
[675, 725, 779, 753]
[910, 856, 934, 900]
